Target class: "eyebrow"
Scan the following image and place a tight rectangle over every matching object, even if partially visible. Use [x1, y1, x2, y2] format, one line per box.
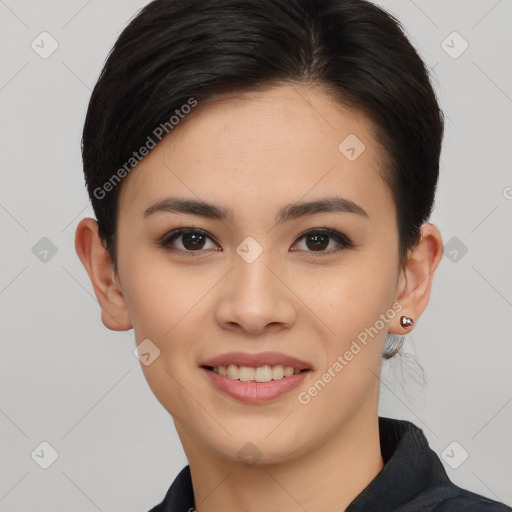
[143, 196, 369, 224]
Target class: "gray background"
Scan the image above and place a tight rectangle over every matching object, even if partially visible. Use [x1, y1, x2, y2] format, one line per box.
[0, 0, 511, 510]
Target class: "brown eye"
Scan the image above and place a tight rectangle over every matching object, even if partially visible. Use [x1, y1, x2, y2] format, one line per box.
[158, 227, 353, 257]
[178, 231, 206, 250]
[292, 229, 353, 254]
[160, 228, 218, 255]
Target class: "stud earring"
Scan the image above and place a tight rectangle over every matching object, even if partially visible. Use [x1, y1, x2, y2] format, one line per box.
[400, 315, 414, 329]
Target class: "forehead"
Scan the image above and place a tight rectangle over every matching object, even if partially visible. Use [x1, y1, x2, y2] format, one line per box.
[118, 84, 393, 225]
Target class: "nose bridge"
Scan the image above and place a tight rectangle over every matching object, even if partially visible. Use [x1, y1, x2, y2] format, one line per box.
[215, 236, 295, 332]
[232, 237, 278, 299]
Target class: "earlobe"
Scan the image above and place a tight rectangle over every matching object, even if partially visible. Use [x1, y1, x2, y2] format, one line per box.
[74, 218, 132, 331]
[389, 223, 444, 334]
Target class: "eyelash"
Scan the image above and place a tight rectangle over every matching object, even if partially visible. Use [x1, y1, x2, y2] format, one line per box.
[157, 227, 354, 257]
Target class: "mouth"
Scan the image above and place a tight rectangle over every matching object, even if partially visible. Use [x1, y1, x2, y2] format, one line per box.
[199, 351, 313, 403]
[201, 364, 311, 383]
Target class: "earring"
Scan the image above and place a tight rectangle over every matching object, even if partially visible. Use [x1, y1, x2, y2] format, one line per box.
[400, 315, 414, 329]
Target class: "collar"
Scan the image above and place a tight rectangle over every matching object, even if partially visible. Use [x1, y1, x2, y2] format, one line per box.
[149, 417, 459, 512]
[346, 416, 451, 511]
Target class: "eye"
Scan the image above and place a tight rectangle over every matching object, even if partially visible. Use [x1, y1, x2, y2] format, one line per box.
[158, 227, 354, 256]
[159, 227, 219, 256]
[291, 228, 353, 255]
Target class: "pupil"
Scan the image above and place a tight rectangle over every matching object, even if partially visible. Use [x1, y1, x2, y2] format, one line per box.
[183, 233, 204, 250]
[307, 233, 328, 251]
[180, 232, 330, 252]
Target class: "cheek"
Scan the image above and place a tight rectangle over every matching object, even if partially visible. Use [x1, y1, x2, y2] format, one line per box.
[119, 246, 205, 337]
[123, 260, 208, 422]
[295, 264, 391, 414]
[306, 257, 393, 337]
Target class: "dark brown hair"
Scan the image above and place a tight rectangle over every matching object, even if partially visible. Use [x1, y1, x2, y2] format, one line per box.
[81, 0, 444, 358]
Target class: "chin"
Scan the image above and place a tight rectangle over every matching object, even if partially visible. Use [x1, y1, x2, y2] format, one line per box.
[201, 428, 309, 467]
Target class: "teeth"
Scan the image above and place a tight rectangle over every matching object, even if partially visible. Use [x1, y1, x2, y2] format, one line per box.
[272, 365, 284, 380]
[211, 364, 304, 382]
[239, 366, 255, 382]
[227, 364, 239, 380]
[284, 366, 295, 377]
[255, 366, 272, 382]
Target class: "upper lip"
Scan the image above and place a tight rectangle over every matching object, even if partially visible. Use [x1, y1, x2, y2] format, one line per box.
[201, 351, 313, 371]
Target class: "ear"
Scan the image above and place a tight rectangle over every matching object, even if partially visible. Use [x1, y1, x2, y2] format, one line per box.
[74, 218, 132, 331]
[389, 223, 444, 334]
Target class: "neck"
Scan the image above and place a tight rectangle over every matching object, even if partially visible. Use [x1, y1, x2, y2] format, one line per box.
[177, 408, 384, 512]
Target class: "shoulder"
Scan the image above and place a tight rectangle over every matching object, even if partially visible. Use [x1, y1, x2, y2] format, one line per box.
[396, 483, 512, 512]
[146, 465, 194, 512]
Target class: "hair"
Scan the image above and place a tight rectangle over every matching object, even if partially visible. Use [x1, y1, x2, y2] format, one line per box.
[81, 0, 444, 359]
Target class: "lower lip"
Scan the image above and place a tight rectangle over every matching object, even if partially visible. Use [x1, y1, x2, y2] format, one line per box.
[201, 367, 310, 404]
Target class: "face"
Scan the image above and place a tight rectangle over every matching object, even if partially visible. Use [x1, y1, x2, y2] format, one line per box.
[114, 84, 404, 464]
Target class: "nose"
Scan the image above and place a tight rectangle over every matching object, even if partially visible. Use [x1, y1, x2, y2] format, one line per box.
[214, 248, 297, 336]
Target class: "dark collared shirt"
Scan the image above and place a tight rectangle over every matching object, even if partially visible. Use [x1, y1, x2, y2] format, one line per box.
[148, 416, 511, 511]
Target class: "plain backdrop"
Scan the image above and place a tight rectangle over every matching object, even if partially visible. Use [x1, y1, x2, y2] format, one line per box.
[0, 0, 511, 510]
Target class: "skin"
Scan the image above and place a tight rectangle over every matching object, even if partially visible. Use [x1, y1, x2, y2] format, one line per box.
[75, 84, 443, 512]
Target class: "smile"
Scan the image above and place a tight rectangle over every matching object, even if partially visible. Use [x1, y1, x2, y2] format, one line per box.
[203, 364, 309, 382]
[201, 366, 311, 404]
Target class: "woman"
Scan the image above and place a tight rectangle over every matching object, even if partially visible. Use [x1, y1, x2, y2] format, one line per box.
[74, 0, 511, 510]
